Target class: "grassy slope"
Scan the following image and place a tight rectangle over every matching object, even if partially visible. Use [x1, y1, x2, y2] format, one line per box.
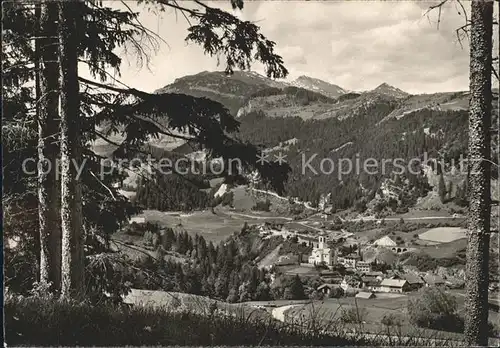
[8, 293, 490, 346]
[4, 295, 375, 346]
[284, 295, 499, 342]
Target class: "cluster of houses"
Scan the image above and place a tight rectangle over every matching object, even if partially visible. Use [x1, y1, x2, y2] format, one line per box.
[304, 233, 462, 299]
[317, 271, 449, 298]
[256, 221, 466, 300]
[306, 233, 422, 271]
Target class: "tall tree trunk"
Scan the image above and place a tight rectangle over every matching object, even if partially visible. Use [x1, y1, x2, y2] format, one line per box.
[35, 1, 41, 284]
[59, 0, 84, 299]
[465, 0, 493, 346]
[37, 0, 61, 292]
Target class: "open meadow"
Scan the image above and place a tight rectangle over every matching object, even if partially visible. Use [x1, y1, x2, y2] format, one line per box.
[282, 293, 499, 340]
[126, 208, 288, 243]
[123, 289, 271, 320]
[136, 209, 249, 243]
[418, 227, 467, 243]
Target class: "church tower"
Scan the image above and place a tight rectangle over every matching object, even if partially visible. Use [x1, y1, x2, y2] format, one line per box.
[318, 236, 325, 249]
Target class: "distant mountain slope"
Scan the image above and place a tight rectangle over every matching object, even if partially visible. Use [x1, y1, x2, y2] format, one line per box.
[96, 68, 500, 214]
[155, 70, 288, 115]
[380, 89, 500, 123]
[370, 82, 409, 98]
[236, 85, 398, 121]
[379, 91, 470, 123]
[236, 87, 499, 210]
[291, 75, 346, 98]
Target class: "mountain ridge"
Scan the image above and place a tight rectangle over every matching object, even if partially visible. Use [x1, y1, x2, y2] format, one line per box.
[290, 75, 346, 98]
[155, 70, 489, 121]
[371, 82, 409, 98]
[105, 69, 498, 217]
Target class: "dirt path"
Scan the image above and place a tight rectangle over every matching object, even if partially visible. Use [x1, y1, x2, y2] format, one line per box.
[348, 216, 462, 221]
[295, 221, 325, 232]
[225, 211, 293, 221]
[249, 188, 316, 210]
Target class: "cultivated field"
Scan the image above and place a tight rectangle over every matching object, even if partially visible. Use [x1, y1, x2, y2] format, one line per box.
[418, 227, 467, 243]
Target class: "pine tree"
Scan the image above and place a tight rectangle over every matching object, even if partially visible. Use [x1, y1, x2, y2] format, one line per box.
[5, 0, 291, 299]
[3, 3, 40, 293]
[36, 1, 62, 292]
[438, 172, 447, 203]
[59, 0, 84, 299]
[255, 281, 271, 301]
[288, 275, 305, 300]
[447, 181, 453, 200]
[247, 266, 259, 296]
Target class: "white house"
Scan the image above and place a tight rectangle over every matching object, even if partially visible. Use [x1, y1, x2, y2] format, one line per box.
[378, 279, 410, 293]
[308, 236, 337, 266]
[356, 261, 371, 273]
[340, 254, 360, 268]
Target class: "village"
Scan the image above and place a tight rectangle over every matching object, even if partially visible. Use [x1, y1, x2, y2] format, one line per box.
[256, 217, 472, 300]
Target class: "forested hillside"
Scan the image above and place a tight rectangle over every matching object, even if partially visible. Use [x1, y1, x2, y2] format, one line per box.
[120, 223, 311, 303]
[132, 78, 499, 214]
[236, 94, 499, 210]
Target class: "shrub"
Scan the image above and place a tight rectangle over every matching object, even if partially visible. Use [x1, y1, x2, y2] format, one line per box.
[290, 203, 304, 215]
[340, 306, 368, 324]
[309, 290, 324, 300]
[221, 192, 234, 207]
[314, 263, 328, 271]
[407, 287, 462, 333]
[252, 199, 271, 212]
[354, 198, 367, 213]
[328, 287, 344, 299]
[283, 275, 306, 300]
[381, 313, 402, 327]
[405, 253, 438, 272]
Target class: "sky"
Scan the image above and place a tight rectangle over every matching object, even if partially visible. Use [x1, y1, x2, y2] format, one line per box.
[82, 1, 499, 95]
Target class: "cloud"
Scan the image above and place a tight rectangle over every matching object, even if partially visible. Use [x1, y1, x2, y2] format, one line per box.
[279, 46, 307, 65]
[246, 1, 477, 93]
[82, 1, 497, 94]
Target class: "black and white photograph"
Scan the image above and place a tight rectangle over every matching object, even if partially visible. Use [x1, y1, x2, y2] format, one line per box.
[3, 0, 500, 346]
